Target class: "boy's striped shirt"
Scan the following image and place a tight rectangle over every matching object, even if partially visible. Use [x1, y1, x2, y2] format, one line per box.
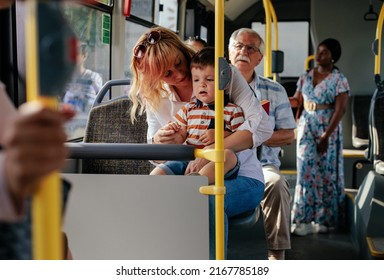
[174, 101, 245, 148]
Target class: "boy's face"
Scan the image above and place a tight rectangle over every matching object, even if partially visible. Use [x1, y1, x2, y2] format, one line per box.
[191, 65, 215, 104]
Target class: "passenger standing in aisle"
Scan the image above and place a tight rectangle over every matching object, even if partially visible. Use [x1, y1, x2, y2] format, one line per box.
[290, 38, 350, 236]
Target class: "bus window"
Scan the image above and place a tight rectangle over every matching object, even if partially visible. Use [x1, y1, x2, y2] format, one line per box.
[95, 0, 113, 6]
[62, 2, 111, 140]
[124, 21, 149, 80]
[251, 21, 309, 77]
[200, 25, 208, 43]
[130, 0, 155, 22]
[158, 0, 178, 31]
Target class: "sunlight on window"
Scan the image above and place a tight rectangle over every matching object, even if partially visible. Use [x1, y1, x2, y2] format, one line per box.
[252, 21, 309, 77]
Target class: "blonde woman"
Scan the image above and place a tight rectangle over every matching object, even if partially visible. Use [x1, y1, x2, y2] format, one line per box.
[129, 26, 273, 259]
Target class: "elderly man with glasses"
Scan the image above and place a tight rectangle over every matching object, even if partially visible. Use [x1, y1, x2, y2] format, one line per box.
[228, 28, 296, 260]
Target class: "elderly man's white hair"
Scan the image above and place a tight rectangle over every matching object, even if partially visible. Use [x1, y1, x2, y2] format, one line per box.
[229, 28, 265, 55]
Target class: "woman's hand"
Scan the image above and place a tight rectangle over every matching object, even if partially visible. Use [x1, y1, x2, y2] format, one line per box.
[316, 133, 328, 154]
[164, 121, 181, 132]
[185, 157, 209, 174]
[153, 122, 186, 144]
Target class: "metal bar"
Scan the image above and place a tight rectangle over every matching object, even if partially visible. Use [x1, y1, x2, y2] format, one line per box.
[269, 0, 278, 81]
[214, 0, 225, 260]
[263, 0, 272, 78]
[374, 4, 384, 75]
[66, 143, 196, 160]
[26, 0, 63, 260]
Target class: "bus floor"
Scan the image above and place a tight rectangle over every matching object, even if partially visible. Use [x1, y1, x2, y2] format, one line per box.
[227, 215, 361, 260]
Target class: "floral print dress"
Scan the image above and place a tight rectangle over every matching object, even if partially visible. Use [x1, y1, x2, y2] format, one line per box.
[292, 68, 350, 228]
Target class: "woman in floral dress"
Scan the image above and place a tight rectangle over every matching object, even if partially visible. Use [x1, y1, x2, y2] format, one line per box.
[290, 38, 350, 236]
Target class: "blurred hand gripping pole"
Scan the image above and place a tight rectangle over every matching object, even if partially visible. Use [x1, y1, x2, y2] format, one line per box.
[25, 0, 77, 260]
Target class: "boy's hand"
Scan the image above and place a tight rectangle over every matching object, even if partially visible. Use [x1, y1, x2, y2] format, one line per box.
[154, 122, 186, 144]
[199, 129, 215, 145]
[165, 121, 181, 132]
[199, 129, 233, 145]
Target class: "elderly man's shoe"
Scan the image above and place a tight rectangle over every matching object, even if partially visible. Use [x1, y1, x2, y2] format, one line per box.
[268, 250, 285, 260]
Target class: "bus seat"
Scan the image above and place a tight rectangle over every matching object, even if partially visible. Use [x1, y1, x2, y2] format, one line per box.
[351, 95, 371, 149]
[82, 80, 151, 174]
[281, 80, 297, 97]
[368, 82, 384, 175]
[355, 171, 384, 259]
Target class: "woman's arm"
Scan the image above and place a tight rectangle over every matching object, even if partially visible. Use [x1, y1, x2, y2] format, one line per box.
[289, 91, 302, 108]
[289, 90, 303, 121]
[148, 103, 187, 145]
[228, 67, 273, 148]
[317, 92, 349, 154]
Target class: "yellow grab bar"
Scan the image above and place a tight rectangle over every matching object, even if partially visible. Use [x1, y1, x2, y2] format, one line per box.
[374, 3, 384, 75]
[268, 0, 279, 81]
[26, 0, 63, 260]
[197, 0, 226, 260]
[263, 0, 272, 78]
[305, 55, 315, 70]
[213, 0, 225, 260]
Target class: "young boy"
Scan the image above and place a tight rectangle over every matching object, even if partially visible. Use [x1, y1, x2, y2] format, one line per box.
[150, 47, 244, 184]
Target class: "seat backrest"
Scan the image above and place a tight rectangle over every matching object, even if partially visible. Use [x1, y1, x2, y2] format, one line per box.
[369, 88, 384, 174]
[281, 80, 297, 98]
[82, 95, 151, 174]
[351, 95, 371, 149]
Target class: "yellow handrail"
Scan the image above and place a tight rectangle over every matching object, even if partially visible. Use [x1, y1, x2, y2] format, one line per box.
[374, 3, 384, 75]
[213, 0, 225, 260]
[198, 0, 226, 260]
[268, 0, 279, 81]
[304, 54, 315, 70]
[26, 0, 63, 259]
[263, 0, 272, 78]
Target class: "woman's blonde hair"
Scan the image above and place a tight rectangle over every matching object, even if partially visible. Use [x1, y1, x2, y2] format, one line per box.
[129, 26, 195, 123]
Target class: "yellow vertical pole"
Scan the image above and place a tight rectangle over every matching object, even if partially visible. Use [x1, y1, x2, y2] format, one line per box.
[25, 0, 63, 259]
[214, 0, 225, 260]
[263, 0, 272, 78]
[374, 4, 384, 75]
[304, 55, 315, 71]
[268, 0, 278, 81]
[269, 0, 278, 53]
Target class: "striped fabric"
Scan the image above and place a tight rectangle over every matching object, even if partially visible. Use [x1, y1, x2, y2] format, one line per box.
[174, 100, 245, 148]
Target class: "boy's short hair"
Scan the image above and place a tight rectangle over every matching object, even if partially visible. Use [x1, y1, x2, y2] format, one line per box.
[186, 36, 207, 47]
[190, 47, 214, 69]
[190, 47, 232, 96]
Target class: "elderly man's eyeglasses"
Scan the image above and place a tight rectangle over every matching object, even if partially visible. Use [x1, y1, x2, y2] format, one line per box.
[134, 30, 162, 58]
[232, 41, 261, 55]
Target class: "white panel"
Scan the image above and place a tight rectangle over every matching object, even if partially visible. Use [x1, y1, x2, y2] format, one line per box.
[63, 174, 209, 260]
[202, 0, 259, 21]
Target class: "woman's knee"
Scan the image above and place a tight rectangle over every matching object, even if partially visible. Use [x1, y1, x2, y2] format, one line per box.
[150, 167, 167, 175]
[224, 149, 237, 166]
